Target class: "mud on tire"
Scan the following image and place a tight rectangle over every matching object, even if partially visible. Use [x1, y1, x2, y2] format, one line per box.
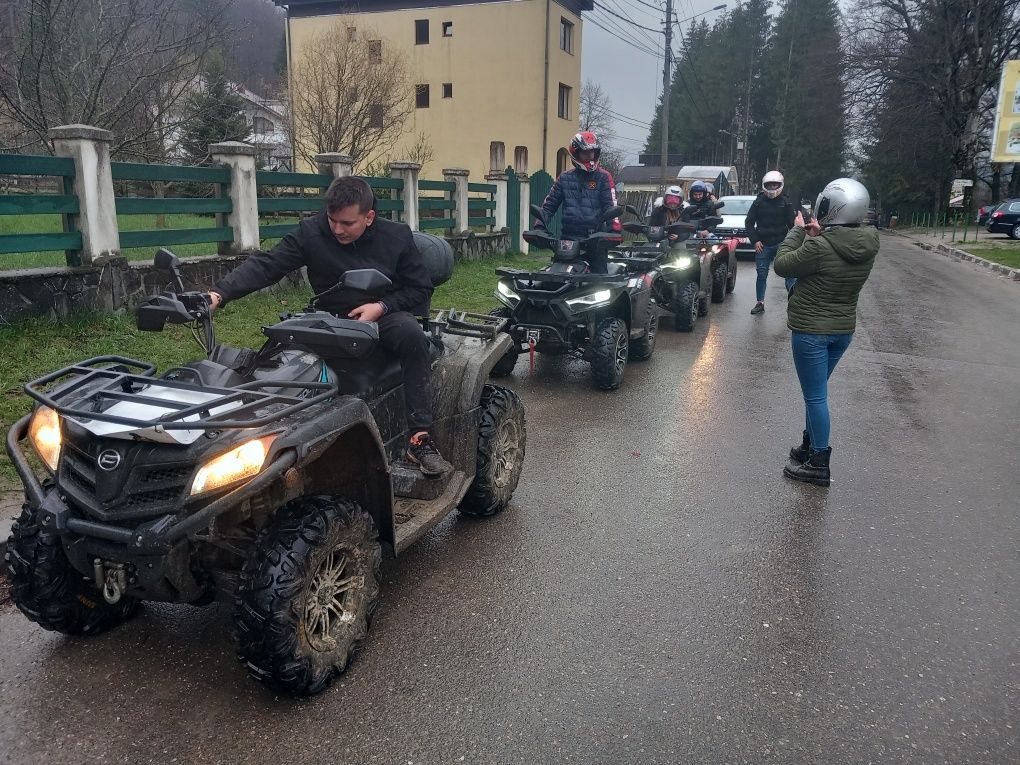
[629, 306, 658, 361]
[7, 499, 139, 635]
[711, 262, 728, 303]
[234, 496, 381, 696]
[460, 385, 526, 517]
[591, 317, 629, 390]
[673, 282, 699, 332]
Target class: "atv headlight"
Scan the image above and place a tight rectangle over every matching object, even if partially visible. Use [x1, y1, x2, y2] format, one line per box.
[566, 289, 612, 308]
[496, 281, 519, 305]
[28, 405, 62, 472]
[190, 435, 277, 496]
[663, 256, 693, 270]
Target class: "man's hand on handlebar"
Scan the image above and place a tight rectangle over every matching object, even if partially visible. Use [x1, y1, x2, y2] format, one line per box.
[207, 291, 223, 311]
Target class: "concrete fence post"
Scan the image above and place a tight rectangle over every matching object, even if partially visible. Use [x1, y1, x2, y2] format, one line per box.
[517, 173, 531, 253]
[49, 124, 120, 264]
[314, 153, 354, 178]
[390, 161, 421, 230]
[209, 141, 260, 254]
[443, 168, 470, 233]
[484, 169, 509, 233]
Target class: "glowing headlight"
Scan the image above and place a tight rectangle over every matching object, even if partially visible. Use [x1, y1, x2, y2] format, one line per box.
[566, 289, 612, 307]
[496, 281, 519, 302]
[190, 436, 276, 496]
[663, 256, 693, 270]
[28, 405, 62, 472]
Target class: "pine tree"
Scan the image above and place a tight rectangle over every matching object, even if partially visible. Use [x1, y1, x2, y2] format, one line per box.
[180, 66, 251, 165]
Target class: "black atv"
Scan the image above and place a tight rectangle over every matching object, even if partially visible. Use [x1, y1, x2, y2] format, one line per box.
[489, 204, 658, 390]
[4, 242, 526, 696]
[620, 203, 730, 332]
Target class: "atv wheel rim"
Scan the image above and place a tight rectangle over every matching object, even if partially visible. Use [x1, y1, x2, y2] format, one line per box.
[493, 416, 522, 488]
[615, 331, 628, 376]
[305, 548, 364, 651]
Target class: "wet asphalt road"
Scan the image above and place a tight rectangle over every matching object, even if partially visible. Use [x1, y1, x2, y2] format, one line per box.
[1, 233, 1017, 764]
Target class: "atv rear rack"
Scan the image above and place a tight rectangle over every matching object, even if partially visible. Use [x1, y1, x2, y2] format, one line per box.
[25, 355, 337, 431]
[430, 308, 506, 340]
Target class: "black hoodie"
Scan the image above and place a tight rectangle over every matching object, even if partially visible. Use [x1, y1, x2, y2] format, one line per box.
[213, 211, 433, 317]
[744, 193, 797, 247]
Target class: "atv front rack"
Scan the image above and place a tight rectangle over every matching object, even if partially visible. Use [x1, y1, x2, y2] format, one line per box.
[496, 267, 628, 284]
[25, 355, 338, 431]
[430, 308, 506, 340]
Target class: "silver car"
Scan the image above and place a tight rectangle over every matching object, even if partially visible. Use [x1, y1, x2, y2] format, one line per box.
[714, 195, 758, 259]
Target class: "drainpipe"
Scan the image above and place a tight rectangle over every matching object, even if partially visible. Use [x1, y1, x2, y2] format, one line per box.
[286, 8, 296, 171]
[541, 0, 550, 172]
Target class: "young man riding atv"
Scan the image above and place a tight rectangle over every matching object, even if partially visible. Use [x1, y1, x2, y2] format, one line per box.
[209, 177, 451, 477]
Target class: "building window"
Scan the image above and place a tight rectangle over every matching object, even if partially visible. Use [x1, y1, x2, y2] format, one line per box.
[416, 84, 430, 109]
[347, 26, 356, 40]
[415, 19, 429, 44]
[368, 40, 382, 64]
[557, 83, 571, 119]
[253, 116, 274, 133]
[442, 21, 453, 36]
[556, 148, 569, 176]
[442, 83, 452, 98]
[369, 104, 384, 128]
[560, 18, 573, 54]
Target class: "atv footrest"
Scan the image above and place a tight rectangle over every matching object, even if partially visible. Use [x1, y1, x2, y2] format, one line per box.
[392, 471, 470, 554]
[390, 461, 448, 501]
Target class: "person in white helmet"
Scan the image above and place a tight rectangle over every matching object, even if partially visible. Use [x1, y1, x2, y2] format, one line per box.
[745, 170, 797, 314]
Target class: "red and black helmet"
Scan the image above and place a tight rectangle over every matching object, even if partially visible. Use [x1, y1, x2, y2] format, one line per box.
[569, 131, 601, 172]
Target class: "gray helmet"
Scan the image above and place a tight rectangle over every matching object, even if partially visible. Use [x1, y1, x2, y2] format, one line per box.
[815, 178, 870, 225]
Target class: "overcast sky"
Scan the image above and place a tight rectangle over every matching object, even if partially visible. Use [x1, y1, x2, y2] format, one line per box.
[580, 0, 730, 167]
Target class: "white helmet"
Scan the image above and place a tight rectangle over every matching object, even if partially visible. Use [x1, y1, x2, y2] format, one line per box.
[762, 170, 784, 198]
[814, 178, 870, 226]
[663, 185, 683, 210]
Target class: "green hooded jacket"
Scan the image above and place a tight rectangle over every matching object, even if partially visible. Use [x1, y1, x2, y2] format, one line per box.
[774, 225, 879, 334]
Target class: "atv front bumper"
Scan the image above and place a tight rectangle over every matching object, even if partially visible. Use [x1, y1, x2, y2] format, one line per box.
[7, 414, 296, 554]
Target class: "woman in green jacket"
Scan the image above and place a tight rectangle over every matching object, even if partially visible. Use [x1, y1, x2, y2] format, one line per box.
[774, 178, 879, 487]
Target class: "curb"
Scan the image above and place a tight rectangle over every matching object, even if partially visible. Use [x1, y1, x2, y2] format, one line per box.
[886, 230, 1020, 282]
[0, 492, 21, 577]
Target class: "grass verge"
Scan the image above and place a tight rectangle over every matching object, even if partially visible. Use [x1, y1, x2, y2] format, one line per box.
[0, 250, 544, 490]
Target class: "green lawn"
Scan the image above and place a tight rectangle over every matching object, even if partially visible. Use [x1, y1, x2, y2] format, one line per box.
[0, 213, 300, 269]
[0, 250, 545, 490]
[964, 247, 1020, 269]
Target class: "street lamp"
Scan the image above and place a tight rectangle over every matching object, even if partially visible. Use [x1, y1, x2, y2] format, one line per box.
[659, 3, 727, 190]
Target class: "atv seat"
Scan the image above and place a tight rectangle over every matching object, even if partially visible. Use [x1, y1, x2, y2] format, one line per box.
[163, 359, 248, 389]
[326, 338, 444, 399]
[606, 262, 628, 276]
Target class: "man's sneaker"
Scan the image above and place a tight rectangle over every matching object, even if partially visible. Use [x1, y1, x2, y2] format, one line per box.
[750, 302, 765, 315]
[406, 432, 453, 477]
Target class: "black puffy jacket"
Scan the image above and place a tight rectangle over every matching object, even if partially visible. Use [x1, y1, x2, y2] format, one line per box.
[745, 193, 797, 247]
[537, 167, 622, 240]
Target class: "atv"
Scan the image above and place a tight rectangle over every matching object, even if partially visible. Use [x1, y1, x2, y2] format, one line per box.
[619, 203, 732, 332]
[4, 240, 526, 696]
[489, 204, 659, 390]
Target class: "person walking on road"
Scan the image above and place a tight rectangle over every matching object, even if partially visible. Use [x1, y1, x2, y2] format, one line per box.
[774, 177, 879, 487]
[746, 170, 797, 315]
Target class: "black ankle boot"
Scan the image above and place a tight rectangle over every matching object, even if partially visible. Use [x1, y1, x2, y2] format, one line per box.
[783, 447, 832, 486]
[789, 430, 811, 463]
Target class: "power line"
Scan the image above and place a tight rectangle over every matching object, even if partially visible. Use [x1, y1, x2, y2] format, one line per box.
[592, 2, 662, 34]
[604, 0, 663, 50]
[607, 107, 653, 128]
[584, 13, 661, 58]
[591, 9, 661, 54]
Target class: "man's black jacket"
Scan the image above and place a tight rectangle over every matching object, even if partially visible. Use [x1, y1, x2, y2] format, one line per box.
[745, 193, 797, 247]
[213, 212, 433, 316]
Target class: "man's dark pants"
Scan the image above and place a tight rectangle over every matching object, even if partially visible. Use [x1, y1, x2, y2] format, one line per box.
[377, 311, 433, 431]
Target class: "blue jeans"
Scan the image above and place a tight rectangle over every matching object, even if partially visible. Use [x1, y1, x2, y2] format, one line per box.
[791, 332, 853, 451]
[755, 244, 797, 300]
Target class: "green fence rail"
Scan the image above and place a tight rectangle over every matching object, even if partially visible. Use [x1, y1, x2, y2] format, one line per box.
[0, 153, 79, 263]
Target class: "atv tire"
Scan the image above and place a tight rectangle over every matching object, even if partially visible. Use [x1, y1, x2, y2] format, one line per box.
[235, 496, 381, 696]
[460, 385, 526, 517]
[591, 317, 629, 390]
[725, 265, 736, 294]
[629, 306, 658, 361]
[711, 262, 728, 303]
[673, 282, 699, 332]
[488, 308, 520, 377]
[7, 499, 139, 635]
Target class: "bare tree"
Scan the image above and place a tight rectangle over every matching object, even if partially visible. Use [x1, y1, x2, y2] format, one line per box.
[0, 0, 227, 157]
[288, 23, 413, 172]
[579, 80, 614, 136]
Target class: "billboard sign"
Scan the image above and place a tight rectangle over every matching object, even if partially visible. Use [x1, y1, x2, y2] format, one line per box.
[992, 60, 1020, 162]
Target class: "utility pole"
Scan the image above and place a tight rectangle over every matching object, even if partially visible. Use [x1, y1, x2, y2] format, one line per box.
[658, 0, 673, 193]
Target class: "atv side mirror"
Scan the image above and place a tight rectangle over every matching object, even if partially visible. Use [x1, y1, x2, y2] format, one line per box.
[601, 205, 623, 222]
[342, 268, 393, 292]
[154, 248, 181, 271]
[623, 204, 643, 221]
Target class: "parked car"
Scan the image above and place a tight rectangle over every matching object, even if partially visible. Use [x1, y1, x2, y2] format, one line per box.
[714, 195, 757, 259]
[863, 207, 881, 227]
[985, 199, 1020, 238]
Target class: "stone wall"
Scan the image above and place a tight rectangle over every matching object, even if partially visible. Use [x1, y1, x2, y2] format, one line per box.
[0, 231, 511, 322]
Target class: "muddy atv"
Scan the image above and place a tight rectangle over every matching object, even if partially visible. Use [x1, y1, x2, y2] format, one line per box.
[4, 242, 526, 696]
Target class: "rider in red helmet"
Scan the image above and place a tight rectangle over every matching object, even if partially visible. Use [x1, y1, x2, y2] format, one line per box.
[534, 131, 622, 273]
